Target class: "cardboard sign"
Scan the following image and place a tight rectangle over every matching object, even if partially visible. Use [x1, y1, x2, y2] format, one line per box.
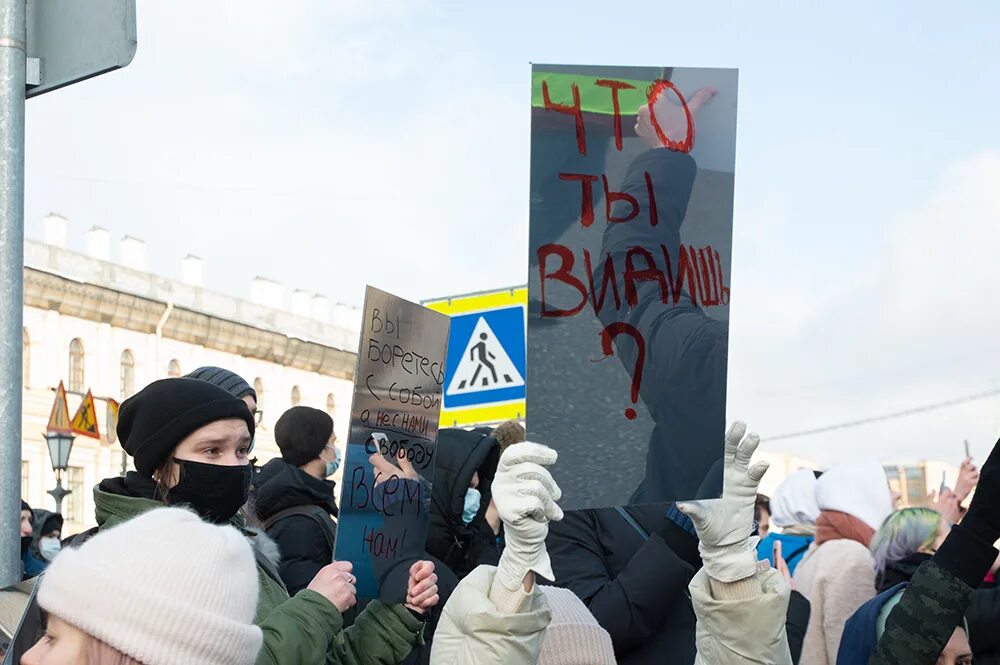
[334, 286, 450, 600]
[71, 390, 100, 439]
[527, 64, 738, 509]
[45, 381, 72, 434]
[424, 287, 527, 427]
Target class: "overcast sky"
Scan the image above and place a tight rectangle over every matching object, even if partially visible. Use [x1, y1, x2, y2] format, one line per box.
[23, 0, 1000, 465]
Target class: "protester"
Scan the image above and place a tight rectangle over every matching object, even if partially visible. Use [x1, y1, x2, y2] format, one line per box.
[793, 460, 895, 665]
[186, 366, 258, 415]
[426, 428, 502, 581]
[254, 406, 341, 595]
[755, 494, 771, 539]
[81, 377, 437, 665]
[431, 442, 616, 665]
[19, 500, 33, 579]
[21, 510, 63, 578]
[22, 507, 263, 665]
[757, 469, 821, 575]
[677, 422, 797, 664]
[870, 508, 948, 592]
[967, 552, 1000, 664]
[844, 433, 1000, 664]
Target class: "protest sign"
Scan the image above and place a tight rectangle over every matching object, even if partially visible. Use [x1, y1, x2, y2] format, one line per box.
[334, 287, 450, 600]
[527, 64, 738, 509]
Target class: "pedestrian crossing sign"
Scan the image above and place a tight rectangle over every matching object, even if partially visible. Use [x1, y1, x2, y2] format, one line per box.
[423, 287, 527, 427]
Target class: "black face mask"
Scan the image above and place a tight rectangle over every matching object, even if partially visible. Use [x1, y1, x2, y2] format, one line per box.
[166, 458, 252, 524]
[21, 535, 32, 556]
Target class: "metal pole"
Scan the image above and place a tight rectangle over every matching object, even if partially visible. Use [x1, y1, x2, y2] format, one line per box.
[0, 0, 25, 587]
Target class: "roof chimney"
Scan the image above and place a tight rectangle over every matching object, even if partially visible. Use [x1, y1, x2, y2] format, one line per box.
[251, 277, 285, 310]
[311, 295, 330, 322]
[120, 236, 146, 271]
[291, 290, 312, 317]
[43, 213, 68, 248]
[181, 254, 203, 287]
[86, 226, 110, 261]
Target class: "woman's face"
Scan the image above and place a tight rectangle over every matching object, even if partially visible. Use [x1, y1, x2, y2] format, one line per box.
[936, 627, 972, 665]
[159, 418, 251, 488]
[21, 615, 91, 665]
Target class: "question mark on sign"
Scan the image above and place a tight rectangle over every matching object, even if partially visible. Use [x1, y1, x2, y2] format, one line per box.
[598, 322, 646, 420]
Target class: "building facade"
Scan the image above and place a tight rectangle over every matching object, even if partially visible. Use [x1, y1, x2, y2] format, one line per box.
[21, 214, 361, 534]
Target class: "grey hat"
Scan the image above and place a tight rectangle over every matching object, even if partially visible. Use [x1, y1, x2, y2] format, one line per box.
[185, 366, 256, 401]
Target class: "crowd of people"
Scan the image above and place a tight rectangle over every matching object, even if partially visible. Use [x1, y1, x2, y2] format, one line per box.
[6, 365, 1000, 665]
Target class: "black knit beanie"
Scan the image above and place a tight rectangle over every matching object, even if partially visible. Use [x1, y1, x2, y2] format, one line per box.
[185, 366, 257, 401]
[118, 378, 256, 477]
[274, 406, 334, 467]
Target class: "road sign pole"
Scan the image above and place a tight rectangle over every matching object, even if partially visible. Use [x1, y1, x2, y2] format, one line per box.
[0, 0, 25, 588]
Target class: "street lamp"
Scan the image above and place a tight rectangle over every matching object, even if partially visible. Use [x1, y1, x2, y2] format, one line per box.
[44, 430, 75, 514]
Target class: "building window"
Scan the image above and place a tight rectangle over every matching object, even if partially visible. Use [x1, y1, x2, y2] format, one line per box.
[68, 338, 85, 392]
[167, 359, 182, 377]
[22, 328, 29, 388]
[21, 460, 29, 498]
[290, 385, 301, 407]
[120, 350, 136, 399]
[327, 393, 336, 418]
[65, 466, 85, 523]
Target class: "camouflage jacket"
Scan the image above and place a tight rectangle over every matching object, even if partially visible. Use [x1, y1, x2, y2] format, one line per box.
[869, 560, 971, 665]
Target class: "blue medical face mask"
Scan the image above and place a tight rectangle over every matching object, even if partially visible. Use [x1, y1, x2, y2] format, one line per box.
[462, 488, 481, 525]
[325, 446, 342, 478]
[39, 537, 61, 561]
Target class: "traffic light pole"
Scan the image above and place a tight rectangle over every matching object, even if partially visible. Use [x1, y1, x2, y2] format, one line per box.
[0, 0, 25, 588]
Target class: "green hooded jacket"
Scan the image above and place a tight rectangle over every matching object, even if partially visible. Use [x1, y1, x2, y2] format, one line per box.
[92, 480, 424, 665]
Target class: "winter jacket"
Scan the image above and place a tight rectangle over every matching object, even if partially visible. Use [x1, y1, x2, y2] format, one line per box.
[429, 565, 551, 665]
[691, 568, 795, 665]
[547, 504, 701, 665]
[757, 531, 814, 577]
[967, 580, 1000, 664]
[793, 539, 877, 665]
[254, 457, 339, 596]
[876, 552, 931, 592]
[836, 583, 907, 664]
[426, 429, 502, 581]
[90, 473, 424, 665]
[868, 522, 999, 665]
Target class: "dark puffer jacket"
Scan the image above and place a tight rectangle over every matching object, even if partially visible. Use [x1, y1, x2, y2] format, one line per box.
[254, 457, 339, 596]
[425, 428, 501, 581]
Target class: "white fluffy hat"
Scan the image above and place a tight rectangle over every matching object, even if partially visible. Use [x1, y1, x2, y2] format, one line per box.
[39, 507, 262, 665]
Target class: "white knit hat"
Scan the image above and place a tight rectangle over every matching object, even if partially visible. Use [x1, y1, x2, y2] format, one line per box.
[39, 507, 262, 665]
[538, 586, 616, 665]
[815, 460, 895, 531]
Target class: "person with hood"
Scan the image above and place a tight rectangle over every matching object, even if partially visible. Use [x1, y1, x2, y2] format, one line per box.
[793, 460, 895, 665]
[426, 428, 502, 581]
[849, 434, 1000, 665]
[431, 441, 617, 665]
[870, 508, 948, 592]
[82, 377, 438, 665]
[254, 406, 342, 596]
[757, 469, 821, 576]
[21, 510, 64, 578]
[22, 507, 263, 665]
[19, 500, 33, 578]
[678, 421, 797, 665]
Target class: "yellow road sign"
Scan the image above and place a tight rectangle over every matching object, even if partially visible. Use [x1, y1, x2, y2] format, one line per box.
[46, 381, 73, 433]
[71, 390, 101, 439]
[423, 287, 527, 428]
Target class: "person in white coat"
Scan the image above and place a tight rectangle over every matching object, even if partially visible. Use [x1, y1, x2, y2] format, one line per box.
[679, 422, 795, 665]
[430, 442, 616, 665]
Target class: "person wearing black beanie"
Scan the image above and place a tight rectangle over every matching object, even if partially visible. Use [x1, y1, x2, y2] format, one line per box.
[254, 406, 342, 595]
[77, 377, 438, 665]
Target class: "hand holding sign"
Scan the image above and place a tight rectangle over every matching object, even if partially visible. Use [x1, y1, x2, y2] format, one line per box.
[635, 84, 717, 151]
[307, 561, 358, 613]
[405, 560, 439, 615]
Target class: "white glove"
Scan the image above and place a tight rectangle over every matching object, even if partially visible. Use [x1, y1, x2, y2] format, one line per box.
[678, 421, 769, 583]
[492, 442, 564, 592]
